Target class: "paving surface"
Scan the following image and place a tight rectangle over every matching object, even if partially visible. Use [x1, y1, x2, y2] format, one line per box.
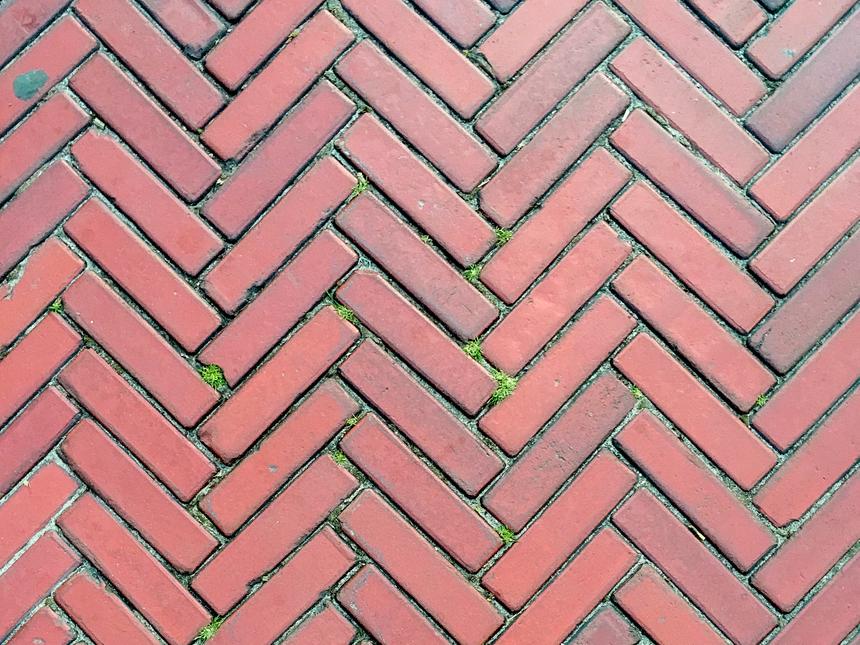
[0, 0, 858, 643]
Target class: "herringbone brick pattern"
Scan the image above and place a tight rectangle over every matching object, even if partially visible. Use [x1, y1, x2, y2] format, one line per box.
[0, 0, 857, 642]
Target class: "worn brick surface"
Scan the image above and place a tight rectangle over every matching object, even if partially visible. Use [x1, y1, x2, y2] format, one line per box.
[1, 1, 857, 643]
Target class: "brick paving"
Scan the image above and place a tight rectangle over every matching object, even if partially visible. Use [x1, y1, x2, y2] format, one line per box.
[0, 0, 857, 642]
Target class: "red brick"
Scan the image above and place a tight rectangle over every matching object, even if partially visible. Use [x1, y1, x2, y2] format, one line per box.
[614, 565, 725, 645]
[686, 0, 765, 46]
[611, 39, 769, 185]
[410, 0, 493, 48]
[200, 381, 357, 534]
[753, 311, 860, 450]
[569, 607, 639, 645]
[138, 0, 223, 57]
[751, 159, 860, 294]
[74, 0, 224, 129]
[0, 533, 79, 640]
[617, 411, 775, 570]
[282, 604, 355, 645]
[63, 273, 218, 427]
[204, 157, 354, 312]
[199, 307, 357, 460]
[338, 565, 447, 644]
[343, 0, 492, 118]
[613, 256, 775, 411]
[0, 93, 87, 201]
[483, 224, 630, 374]
[338, 193, 496, 340]
[201, 231, 356, 384]
[193, 457, 356, 613]
[496, 529, 637, 645]
[208, 528, 354, 645]
[749, 231, 860, 373]
[203, 11, 352, 160]
[203, 82, 353, 238]
[478, 0, 588, 82]
[343, 414, 501, 571]
[614, 490, 777, 645]
[481, 297, 635, 454]
[6, 606, 73, 645]
[205, 0, 323, 90]
[615, 334, 776, 489]
[337, 270, 495, 415]
[480, 74, 629, 227]
[337, 114, 494, 266]
[483, 375, 634, 530]
[340, 491, 503, 645]
[752, 474, 860, 611]
[0, 388, 76, 497]
[70, 55, 220, 201]
[611, 182, 773, 332]
[481, 149, 630, 304]
[55, 573, 159, 645]
[613, 110, 773, 256]
[62, 419, 217, 572]
[0, 238, 83, 348]
[755, 391, 859, 526]
[65, 200, 220, 352]
[746, 12, 860, 151]
[752, 87, 859, 220]
[483, 452, 635, 609]
[0, 16, 96, 133]
[747, 0, 855, 78]
[336, 41, 496, 192]
[340, 340, 502, 496]
[0, 161, 88, 277]
[0, 313, 79, 427]
[72, 131, 222, 276]
[0, 0, 67, 67]
[60, 349, 214, 502]
[614, 0, 765, 115]
[477, 3, 629, 154]
[0, 463, 77, 567]
[58, 494, 210, 645]
[770, 553, 860, 645]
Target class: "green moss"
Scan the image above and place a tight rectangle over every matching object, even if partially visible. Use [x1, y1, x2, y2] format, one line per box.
[333, 302, 358, 324]
[463, 265, 482, 284]
[463, 340, 483, 361]
[345, 414, 362, 427]
[331, 449, 350, 466]
[196, 617, 224, 642]
[198, 364, 227, 390]
[630, 386, 643, 400]
[756, 394, 768, 407]
[495, 228, 513, 246]
[496, 524, 516, 544]
[490, 370, 517, 405]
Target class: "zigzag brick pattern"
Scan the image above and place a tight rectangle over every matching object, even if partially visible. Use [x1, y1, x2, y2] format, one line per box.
[0, 0, 857, 643]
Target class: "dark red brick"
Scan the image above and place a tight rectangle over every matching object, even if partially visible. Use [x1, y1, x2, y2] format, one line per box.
[480, 297, 635, 455]
[483, 375, 634, 530]
[59, 494, 211, 644]
[749, 231, 860, 374]
[336, 41, 496, 192]
[337, 193, 497, 340]
[63, 273, 219, 427]
[72, 131, 222, 276]
[611, 182, 773, 332]
[200, 230, 356, 384]
[199, 307, 358, 460]
[337, 270, 495, 415]
[71, 54, 220, 201]
[483, 224, 630, 374]
[480, 73, 629, 227]
[614, 333, 776, 490]
[193, 457, 357, 613]
[614, 490, 777, 645]
[60, 349, 215, 502]
[203, 81, 353, 238]
[481, 149, 630, 304]
[340, 491, 503, 645]
[337, 114, 495, 266]
[340, 340, 503, 496]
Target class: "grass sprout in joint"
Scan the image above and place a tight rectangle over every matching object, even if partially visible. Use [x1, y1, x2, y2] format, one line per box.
[463, 340, 483, 361]
[495, 228, 513, 246]
[196, 617, 224, 642]
[198, 364, 227, 390]
[496, 524, 516, 544]
[463, 264, 482, 284]
[48, 298, 63, 313]
[349, 172, 369, 199]
[490, 369, 517, 404]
